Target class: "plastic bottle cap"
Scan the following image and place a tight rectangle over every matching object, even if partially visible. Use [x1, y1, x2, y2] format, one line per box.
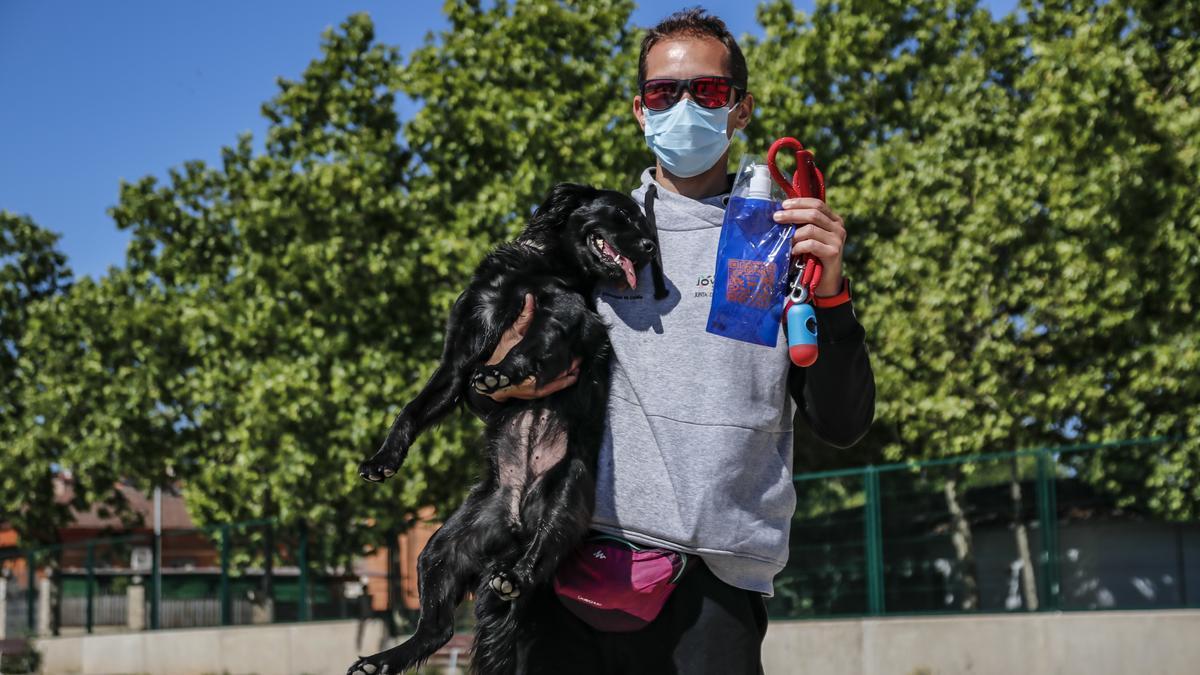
[747, 164, 774, 200]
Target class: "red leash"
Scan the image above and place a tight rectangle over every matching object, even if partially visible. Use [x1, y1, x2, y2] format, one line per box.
[767, 137, 826, 299]
[767, 137, 825, 367]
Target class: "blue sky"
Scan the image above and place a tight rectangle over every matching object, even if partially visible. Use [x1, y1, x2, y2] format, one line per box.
[0, 1, 1016, 280]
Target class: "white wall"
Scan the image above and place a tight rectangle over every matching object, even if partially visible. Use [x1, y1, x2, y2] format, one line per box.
[35, 609, 1200, 675]
[36, 619, 392, 675]
[762, 609, 1200, 675]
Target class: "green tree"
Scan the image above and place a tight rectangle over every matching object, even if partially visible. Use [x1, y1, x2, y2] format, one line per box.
[0, 212, 73, 542]
[1006, 0, 1200, 518]
[745, 0, 1032, 471]
[750, 0, 1198, 607]
[400, 0, 644, 294]
[105, 14, 448, 558]
[749, 0, 1032, 609]
[5, 3, 646, 560]
[854, 0, 1197, 510]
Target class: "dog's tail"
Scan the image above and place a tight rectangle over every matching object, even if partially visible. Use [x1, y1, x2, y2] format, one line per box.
[470, 598, 527, 675]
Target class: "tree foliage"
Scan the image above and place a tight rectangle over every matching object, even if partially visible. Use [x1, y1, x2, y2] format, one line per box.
[749, 0, 1198, 516]
[3, 0, 1197, 554]
[0, 212, 73, 541]
[3, 2, 644, 558]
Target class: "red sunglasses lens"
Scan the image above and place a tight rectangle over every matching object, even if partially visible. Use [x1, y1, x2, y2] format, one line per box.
[691, 77, 732, 107]
[642, 81, 679, 111]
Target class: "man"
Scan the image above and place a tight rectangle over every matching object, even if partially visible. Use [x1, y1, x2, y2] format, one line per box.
[471, 9, 874, 674]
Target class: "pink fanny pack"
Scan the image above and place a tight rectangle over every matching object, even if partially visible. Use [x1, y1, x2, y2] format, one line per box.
[552, 534, 691, 632]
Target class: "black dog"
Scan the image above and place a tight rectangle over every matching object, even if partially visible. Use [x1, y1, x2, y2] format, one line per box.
[348, 183, 656, 675]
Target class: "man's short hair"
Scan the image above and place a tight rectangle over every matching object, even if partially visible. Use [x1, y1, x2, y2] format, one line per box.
[637, 8, 748, 92]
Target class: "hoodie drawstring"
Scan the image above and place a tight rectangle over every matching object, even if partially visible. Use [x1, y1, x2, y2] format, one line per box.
[643, 184, 669, 300]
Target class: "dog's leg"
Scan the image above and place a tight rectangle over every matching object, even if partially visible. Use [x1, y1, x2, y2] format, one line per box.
[358, 363, 463, 482]
[469, 578, 528, 675]
[358, 292, 482, 482]
[346, 490, 488, 675]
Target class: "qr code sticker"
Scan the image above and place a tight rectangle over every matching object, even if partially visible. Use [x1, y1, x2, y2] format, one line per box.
[726, 259, 777, 310]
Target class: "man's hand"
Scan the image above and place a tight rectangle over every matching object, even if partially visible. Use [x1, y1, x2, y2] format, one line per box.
[774, 197, 846, 297]
[483, 293, 581, 402]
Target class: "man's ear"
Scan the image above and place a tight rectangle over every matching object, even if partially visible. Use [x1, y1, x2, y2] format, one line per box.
[732, 92, 754, 131]
[633, 95, 647, 132]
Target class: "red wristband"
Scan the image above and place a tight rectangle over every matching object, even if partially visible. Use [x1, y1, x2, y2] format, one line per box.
[812, 278, 852, 309]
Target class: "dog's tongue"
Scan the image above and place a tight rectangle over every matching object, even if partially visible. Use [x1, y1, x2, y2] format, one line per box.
[601, 239, 638, 289]
[618, 255, 637, 289]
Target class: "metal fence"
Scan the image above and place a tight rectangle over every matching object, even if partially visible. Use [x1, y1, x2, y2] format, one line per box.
[0, 518, 377, 638]
[768, 437, 1200, 620]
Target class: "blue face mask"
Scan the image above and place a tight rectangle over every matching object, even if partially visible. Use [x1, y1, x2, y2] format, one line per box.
[643, 98, 733, 178]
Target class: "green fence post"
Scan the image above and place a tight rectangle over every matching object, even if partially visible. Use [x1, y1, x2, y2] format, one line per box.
[85, 542, 95, 634]
[151, 531, 161, 630]
[1175, 524, 1189, 608]
[220, 524, 231, 626]
[26, 550, 36, 634]
[263, 519, 275, 622]
[1047, 454, 1060, 609]
[1035, 450, 1061, 610]
[298, 520, 310, 621]
[386, 528, 398, 619]
[864, 466, 885, 616]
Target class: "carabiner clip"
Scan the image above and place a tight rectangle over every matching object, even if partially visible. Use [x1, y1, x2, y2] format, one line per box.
[788, 260, 809, 305]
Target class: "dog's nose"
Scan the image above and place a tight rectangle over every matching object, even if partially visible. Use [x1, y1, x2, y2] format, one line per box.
[637, 238, 657, 256]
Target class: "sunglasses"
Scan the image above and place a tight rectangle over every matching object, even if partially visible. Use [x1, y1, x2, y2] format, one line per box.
[639, 76, 743, 112]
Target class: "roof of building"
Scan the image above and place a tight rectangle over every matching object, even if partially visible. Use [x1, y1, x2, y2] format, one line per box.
[56, 476, 196, 531]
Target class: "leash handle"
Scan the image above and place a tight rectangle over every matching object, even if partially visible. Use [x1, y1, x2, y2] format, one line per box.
[767, 137, 825, 201]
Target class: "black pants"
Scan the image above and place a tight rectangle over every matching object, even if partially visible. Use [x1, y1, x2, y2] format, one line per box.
[521, 560, 768, 675]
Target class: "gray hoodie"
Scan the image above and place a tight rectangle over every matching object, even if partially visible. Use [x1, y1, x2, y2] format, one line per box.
[589, 168, 874, 595]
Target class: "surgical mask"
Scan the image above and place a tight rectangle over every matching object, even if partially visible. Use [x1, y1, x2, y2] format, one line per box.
[643, 98, 733, 178]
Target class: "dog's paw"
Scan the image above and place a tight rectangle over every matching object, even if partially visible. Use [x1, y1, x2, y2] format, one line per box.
[488, 570, 522, 601]
[358, 453, 400, 483]
[471, 366, 513, 395]
[347, 656, 389, 675]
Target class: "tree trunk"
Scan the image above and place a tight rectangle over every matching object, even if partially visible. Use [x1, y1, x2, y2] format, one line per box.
[1010, 456, 1039, 610]
[944, 474, 979, 610]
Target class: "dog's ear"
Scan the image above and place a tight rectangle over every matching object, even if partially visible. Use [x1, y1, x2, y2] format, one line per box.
[528, 182, 598, 232]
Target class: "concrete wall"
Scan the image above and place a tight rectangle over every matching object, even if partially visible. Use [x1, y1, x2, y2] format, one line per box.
[36, 619, 392, 675]
[34, 609, 1200, 674]
[762, 609, 1200, 675]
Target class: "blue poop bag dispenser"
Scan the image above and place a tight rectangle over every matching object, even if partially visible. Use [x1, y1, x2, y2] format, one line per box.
[705, 159, 793, 347]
